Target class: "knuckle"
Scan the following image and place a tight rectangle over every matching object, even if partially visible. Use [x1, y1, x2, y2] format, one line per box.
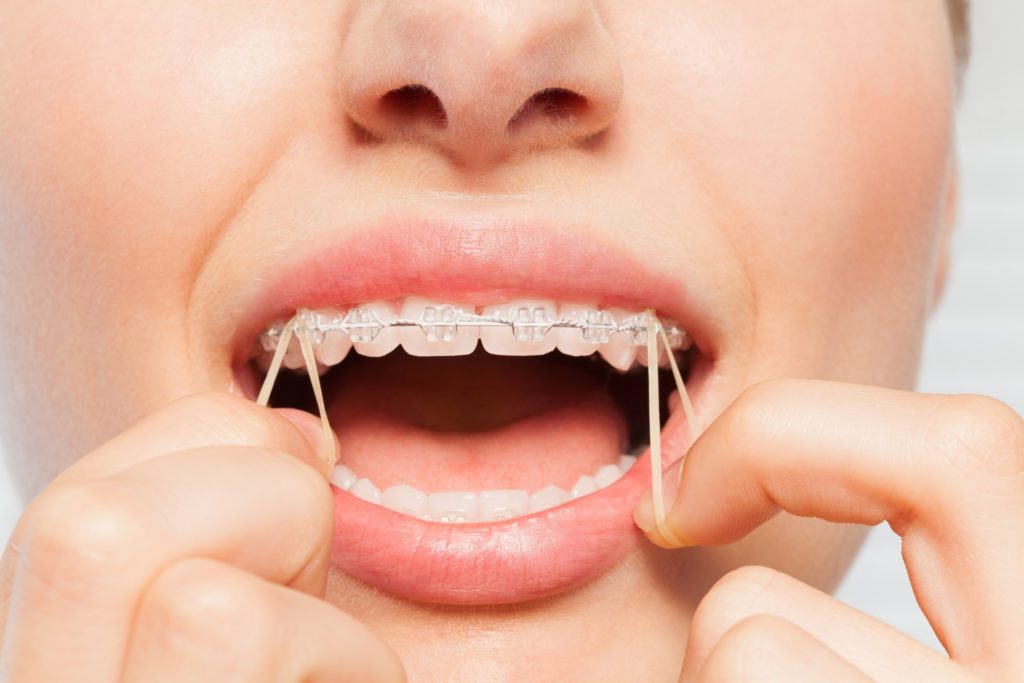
[735, 379, 806, 411]
[24, 482, 149, 580]
[721, 380, 802, 449]
[731, 380, 781, 421]
[690, 566, 781, 654]
[144, 559, 278, 662]
[937, 394, 1024, 479]
[703, 614, 796, 681]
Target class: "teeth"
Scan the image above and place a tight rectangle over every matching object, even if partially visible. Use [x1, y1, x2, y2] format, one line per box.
[329, 464, 358, 491]
[598, 309, 638, 372]
[569, 475, 597, 498]
[428, 491, 478, 523]
[529, 485, 570, 513]
[400, 298, 479, 356]
[381, 484, 429, 518]
[556, 304, 603, 357]
[331, 454, 640, 523]
[617, 311, 655, 366]
[480, 300, 558, 356]
[316, 330, 353, 366]
[349, 302, 401, 357]
[478, 489, 530, 521]
[582, 309, 616, 344]
[663, 326, 692, 352]
[282, 336, 307, 370]
[257, 300, 690, 370]
[350, 478, 381, 504]
[593, 464, 623, 489]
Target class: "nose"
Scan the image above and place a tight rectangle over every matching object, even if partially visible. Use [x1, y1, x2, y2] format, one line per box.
[338, 0, 623, 167]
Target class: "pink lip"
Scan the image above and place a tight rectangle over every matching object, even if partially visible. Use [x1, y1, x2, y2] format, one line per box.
[231, 216, 712, 604]
[330, 423, 690, 604]
[328, 395, 703, 604]
[230, 217, 713, 363]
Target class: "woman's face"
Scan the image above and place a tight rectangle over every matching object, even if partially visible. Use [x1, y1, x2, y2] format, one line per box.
[0, 0, 958, 678]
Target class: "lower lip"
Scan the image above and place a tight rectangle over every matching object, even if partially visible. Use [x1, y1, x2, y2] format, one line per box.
[327, 393, 697, 605]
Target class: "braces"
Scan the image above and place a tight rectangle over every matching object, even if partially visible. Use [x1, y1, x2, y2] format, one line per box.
[255, 308, 699, 542]
[258, 307, 690, 351]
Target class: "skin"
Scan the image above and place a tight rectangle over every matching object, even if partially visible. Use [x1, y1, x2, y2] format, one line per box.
[0, 0, 1020, 681]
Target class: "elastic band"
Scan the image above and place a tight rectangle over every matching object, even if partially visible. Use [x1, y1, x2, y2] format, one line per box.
[256, 321, 294, 408]
[296, 323, 338, 468]
[657, 322, 700, 485]
[646, 311, 687, 546]
[256, 315, 338, 470]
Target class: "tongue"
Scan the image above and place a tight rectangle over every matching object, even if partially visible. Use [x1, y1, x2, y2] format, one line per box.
[323, 350, 628, 492]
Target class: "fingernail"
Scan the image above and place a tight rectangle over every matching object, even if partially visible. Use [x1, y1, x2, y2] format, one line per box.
[633, 490, 656, 533]
[633, 459, 688, 546]
[276, 408, 335, 474]
[661, 460, 682, 509]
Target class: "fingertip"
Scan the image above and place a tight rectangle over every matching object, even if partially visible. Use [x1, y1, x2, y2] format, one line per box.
[633, 491, 656, 533]
[633, 462, 694, 548]
[274, 408, 339, 477]
[633, 497, 694, 548]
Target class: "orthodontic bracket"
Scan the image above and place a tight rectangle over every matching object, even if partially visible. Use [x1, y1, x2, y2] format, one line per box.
[259, 307, 690, 352]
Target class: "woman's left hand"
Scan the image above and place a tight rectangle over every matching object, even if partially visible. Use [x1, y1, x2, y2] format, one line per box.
[634, 380, 1024, 683]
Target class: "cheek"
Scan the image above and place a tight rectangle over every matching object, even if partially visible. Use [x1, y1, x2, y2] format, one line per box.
[0, 3, 325, 299]
[694, 1, 955, 262]
[618, 0, 955, 383]
[0, 2, 338, 468]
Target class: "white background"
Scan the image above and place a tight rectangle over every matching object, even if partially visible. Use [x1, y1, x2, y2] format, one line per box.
[1, 2, 1021, 654]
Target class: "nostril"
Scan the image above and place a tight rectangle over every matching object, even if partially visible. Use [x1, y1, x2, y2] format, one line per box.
[379, 84, 447, 130]
[507, 88, 589, 134]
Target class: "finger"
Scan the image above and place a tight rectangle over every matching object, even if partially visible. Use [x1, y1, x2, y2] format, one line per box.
[634, 380, 1024, 675]
[690, 614, 870, 683]
[1, 446, 335, 682]
[0, 393, 334, 628]
[58, 392, 336, 481]
[680, 566, 975, 683]
[123, 558, 404, 683]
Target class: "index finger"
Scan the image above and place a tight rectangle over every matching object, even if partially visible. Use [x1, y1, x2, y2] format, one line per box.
[634, 380, 1024, 677]
[0, 393, 340, 681]
[2, 392, 333, 576]
[59, 392, 335, 482]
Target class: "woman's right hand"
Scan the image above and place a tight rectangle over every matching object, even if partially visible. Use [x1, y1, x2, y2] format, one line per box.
[0, 392, 405, 682]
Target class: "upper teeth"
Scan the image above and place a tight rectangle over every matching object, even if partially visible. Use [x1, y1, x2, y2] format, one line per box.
[257, 299, 689, 372]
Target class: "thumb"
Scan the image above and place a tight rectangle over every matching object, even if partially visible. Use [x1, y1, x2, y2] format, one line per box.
[632, 457, 690, 548]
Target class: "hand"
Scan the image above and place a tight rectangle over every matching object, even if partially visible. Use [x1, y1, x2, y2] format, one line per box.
[635, 380, 1024, 682]
[0, 392, 405, 682]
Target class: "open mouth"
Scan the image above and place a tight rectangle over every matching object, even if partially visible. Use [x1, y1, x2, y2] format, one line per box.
[248, 303, 694, 522]
[224, 220, 713, 604]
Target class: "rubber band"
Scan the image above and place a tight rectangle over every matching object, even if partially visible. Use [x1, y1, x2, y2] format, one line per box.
[296, 323, 338, 468]
[646, 311, 687, 546]
[657, 322, 699, 486]
[256, 314, 338, 471]
[256, 320, 294, 408]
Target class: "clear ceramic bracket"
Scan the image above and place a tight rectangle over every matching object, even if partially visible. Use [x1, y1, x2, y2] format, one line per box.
[258, 306, 690, 353]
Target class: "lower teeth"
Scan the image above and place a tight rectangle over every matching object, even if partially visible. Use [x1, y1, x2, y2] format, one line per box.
[330, 455, 639, 523]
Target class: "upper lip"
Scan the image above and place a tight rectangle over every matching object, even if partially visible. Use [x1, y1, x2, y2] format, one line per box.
[226, 212, 717, 367]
